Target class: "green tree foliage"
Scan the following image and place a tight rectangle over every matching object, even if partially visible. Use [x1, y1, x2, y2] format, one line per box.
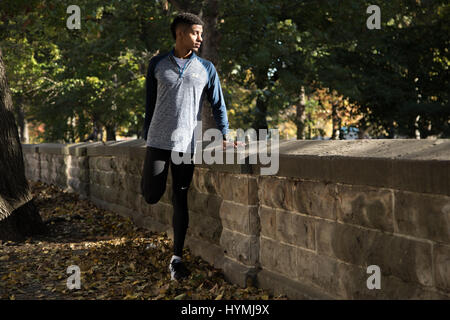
[1, 0, 448, 141]
[288, 0, 449, 138]
[1, 0, 173, 142]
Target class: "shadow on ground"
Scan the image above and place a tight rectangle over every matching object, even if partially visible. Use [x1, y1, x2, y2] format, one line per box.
[0, 180, 288, 300]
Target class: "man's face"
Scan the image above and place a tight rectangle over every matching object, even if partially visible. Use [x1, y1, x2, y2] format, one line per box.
[178, 24, 203, 52]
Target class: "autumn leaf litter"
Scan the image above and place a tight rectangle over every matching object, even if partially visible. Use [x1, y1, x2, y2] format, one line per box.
[0, 180, 288, 300]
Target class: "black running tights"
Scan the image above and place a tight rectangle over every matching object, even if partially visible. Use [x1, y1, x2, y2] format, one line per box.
[140, 146, 195, 257]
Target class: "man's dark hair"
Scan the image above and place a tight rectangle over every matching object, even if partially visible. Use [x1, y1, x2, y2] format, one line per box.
[170, 12, 204, 40]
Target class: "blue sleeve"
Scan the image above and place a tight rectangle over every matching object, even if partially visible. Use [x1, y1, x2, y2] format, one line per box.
[205, 63, 229, 136]
[142, 57, 158, 140]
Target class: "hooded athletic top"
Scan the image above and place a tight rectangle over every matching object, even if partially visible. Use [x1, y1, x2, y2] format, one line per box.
[142, 48, 229, 154]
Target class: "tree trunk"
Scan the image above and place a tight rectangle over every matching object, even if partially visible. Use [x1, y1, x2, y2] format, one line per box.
[414, 115, 421, 139]
[107, 74, 118, 141]
[251, 69, 269, 140]
[331, 101, 340, 140]
[198, 0, 221, 137]
[14, 95, 27, 142]
[338, 118, 345, 140]
[357, 119, 370, 139]
[295, 86, 307, 140]
[0, 47, 47, 241]
[106, 124, 116, 141]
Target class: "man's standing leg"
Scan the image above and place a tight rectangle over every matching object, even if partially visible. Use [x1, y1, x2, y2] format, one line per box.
[168, 151, 195, 280]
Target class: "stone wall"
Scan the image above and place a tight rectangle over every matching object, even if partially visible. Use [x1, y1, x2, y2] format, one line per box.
[22, 139, 450, 299]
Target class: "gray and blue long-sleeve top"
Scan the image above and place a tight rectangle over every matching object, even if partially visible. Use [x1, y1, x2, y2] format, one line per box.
[142, 48, 229, 154]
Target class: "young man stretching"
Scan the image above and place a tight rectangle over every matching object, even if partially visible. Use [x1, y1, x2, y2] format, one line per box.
[140, 12, 234, 280]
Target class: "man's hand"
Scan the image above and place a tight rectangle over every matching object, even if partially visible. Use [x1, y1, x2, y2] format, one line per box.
[222, 137, 246, 150]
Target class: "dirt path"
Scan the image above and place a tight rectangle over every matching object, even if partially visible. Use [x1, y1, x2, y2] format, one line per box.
[0, 181, 287, 300]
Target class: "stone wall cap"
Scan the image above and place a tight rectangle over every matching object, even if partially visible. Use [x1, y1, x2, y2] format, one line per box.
[276, 139, 450, 161]
[85, 139, 146, 158]
[21, 144, 39, 152]
[35, 142, 88, 156]
[26, 139, 450, 160]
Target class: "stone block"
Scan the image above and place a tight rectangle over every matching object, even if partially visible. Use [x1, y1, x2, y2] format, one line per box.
[78, 156, 89, 168]
[89, 169, 99, 185]
[89, 183, 107, 202]
[392, 159, 449, 196]
[184, 235, 225, 267]
[40, 168, 49, 181]
[434, 244, 450, 292]
[66, 164, 79, 176]
[69, 167, 89, 183]
[67, 155, 88, 168]
[292, 180, 337, 220]
[217, 173, 258, 205]
[220, 228, 259, 266]
[219, 201, 259, 235]
[192, 168, 219, 194]
[295, 248, 449, 299]
[330, 157, 394, 191]
[124, 174, 140, 194]
[138, 196, 152, 217]
[88, 157, 97, 170]
[260, 237, 297, 278]
[113, 157, 142, 175]
[188, 212, 222, 244]
[40, 160, 49, 171]
[256, 269, 334, 300]
[128, 159, 143, 175]
[337, 262, 450, 299]
[96, 170, 108, 187]
[160, 184, 172, 205]
[293, 248, 363, 299]
[259, 176, 294, 211]
[187, 190, 222, 219]
[66, 143, 88, 156]
[394, 190, 450, 243]
[102, 185, 119, 205]
[294, 246, 320, 284]
[67, 178, 89, 195]
[96, 157, 114, 171]
[259, 206, 277, 239]
[141, 216, 171, 234]
[124, 191, 140, 211]
[275, 155, 333, 183]
[114, 189, 129, 207]
[112, 156, 126, 172]
[151, 202, 172, 225]
[114, 173, 127, 190]
[336, 184, 394, 231]
[54, 154, 66, 166]
[221, 256, 258, 288]
[316, 220, 433, 286]
[276, 209, 315, 250]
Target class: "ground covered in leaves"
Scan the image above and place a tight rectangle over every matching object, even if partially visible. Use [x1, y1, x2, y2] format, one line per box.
[0, 181, 288, 300]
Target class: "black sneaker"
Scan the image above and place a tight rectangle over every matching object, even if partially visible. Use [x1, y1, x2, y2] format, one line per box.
[169, 259, 191, 280]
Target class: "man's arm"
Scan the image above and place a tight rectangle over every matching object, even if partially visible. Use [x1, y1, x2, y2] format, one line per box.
[204, 63, 229, 137]
[141, 57, 158, 140]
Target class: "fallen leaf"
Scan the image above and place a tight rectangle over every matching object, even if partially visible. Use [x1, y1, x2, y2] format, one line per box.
[174, 293, 186, 300]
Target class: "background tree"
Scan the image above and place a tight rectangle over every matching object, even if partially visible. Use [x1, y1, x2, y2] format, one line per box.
[2, 0, 448, 141]
[0, 46, 47, 241]
[292, 0, 449, 138]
